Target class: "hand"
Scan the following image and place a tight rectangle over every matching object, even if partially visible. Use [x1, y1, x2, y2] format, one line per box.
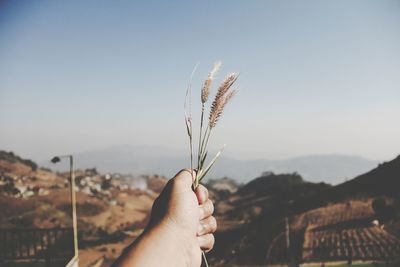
[112, 169, 217, 267]
[150, 169, 217, 265]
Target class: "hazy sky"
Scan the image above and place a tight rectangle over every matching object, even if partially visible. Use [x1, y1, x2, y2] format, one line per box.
[0, 0, 399, 162]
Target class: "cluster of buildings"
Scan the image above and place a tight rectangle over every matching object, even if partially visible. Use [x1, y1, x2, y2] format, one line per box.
[75, 171, 149, 197]
[0, 166, 166, 203]
[0, 174, 50, 198]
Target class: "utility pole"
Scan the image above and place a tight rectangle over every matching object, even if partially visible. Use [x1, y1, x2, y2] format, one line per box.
[51, 155, 79, 266]
[69, 155, 79, 259]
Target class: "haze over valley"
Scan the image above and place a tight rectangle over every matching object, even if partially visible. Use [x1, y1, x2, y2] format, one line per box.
[40, 145, 378, 185]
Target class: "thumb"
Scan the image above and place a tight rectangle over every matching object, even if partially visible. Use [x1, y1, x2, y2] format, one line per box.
[170, 169, 196, 193]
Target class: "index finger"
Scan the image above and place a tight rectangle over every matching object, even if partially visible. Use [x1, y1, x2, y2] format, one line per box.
[195, 184, 209, 205]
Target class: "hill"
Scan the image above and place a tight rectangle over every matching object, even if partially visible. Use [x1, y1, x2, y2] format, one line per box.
[326, 155, 400, 199]
[291, 155, 400, 210]
[3, 149, 399, 266]
[239, 172, 306, 195]
[0, 150, 167, 266]
[208, 155, 400, 266]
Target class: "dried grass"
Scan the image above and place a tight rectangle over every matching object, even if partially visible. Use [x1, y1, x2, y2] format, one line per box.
[184, 61, 239, 267]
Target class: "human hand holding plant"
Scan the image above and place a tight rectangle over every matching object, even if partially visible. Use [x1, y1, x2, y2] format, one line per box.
[185, 61, 239, 265]
[113, 62, 238, 267]
[150, 170, 216, 262]
[112, 170, 216, 267]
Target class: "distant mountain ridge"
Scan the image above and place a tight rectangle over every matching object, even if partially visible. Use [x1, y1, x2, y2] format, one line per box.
[40, 145, 378, 185]
[317, 155, 400, 201]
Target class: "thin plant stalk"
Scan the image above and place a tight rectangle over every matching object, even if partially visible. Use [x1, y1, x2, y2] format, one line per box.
[184, 62, 238, 267]
[202, 252, 209, 267]
[198, 125, 214, 176]
[197, 145, 225, 181]
[197, 103, 205, 169]
[184, 64, 198, 185]
[200, 126, 211, 164]
[198, 61, 221, 175]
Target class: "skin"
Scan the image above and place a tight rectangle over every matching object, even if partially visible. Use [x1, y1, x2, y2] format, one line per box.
[112, 169, 217, 267]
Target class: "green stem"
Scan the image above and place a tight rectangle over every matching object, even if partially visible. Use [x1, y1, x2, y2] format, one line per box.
[197, 104, 205, 169]
[186, 118, 194, 185]
[200, 126, 212, 165]
[202, 251, 209, 267]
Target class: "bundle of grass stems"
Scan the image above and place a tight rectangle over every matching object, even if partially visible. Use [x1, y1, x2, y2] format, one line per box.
[184, 61, 238, 266]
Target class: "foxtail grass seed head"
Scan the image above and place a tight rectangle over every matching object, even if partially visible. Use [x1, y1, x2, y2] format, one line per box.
[209, 91, 236, 128]
[223, 89, 237, 107]
[215, 73, 237, 99]
[201, 61, 222, 104]
[209, 73, 238, 128]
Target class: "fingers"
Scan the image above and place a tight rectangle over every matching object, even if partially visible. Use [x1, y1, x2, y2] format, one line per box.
[195, 184, 208, 205]
[197, 234, 215, 252]
[199, 199, 214, 220]
[197, 216, 217, 236]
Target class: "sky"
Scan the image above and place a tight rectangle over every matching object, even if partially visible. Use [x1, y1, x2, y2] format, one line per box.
[0, 0, 399, 162]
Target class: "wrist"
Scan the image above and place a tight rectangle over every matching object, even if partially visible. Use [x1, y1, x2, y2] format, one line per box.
[150, 219, 200, 266]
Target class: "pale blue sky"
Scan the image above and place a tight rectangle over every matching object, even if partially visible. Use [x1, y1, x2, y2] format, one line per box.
[0, 0, 399, 161]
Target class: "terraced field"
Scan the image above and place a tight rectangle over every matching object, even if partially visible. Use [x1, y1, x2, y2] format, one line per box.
[291, 201, 373, 231]
[266, 199, 400, 265]
[303, 226, 400, 261]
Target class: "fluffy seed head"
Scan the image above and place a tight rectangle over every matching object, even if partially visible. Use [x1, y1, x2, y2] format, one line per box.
[209, 73, 238, 128]
[201, 61, 222, 103]
[223, 89, 237, 107]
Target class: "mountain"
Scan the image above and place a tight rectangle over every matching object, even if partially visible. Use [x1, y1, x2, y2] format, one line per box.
[311, 155, 400, 202]
[40, 145, 377, 185]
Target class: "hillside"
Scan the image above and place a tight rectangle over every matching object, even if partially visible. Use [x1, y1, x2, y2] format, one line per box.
[0, 150, 167, 266]
[2, 149, 399, 266]
[239, 172, 308, 195]
[326, 155, 400, 199]
[287, 155, 400, 212]
[208, 156, 400, 266]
